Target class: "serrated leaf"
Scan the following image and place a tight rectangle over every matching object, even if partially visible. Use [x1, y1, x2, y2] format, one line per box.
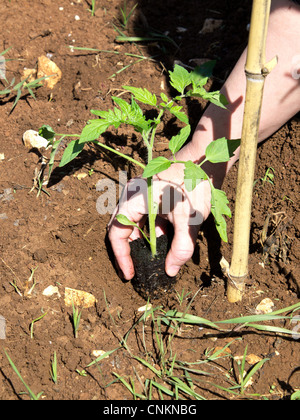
[210, 187, 231, 242]
[79, 119, 111, 143]
[123, 86, 157, 106]
[169, 125, 191, 155]
[184, 161, 208, 192]
[169, 105, 189, 124]
[202, 91, 228, 109]
[169, 65, 191, 94]
[112, 96, 131, 115]
[160, 92, 169, 103]
[143, 156, 171, 178]
[90, 109, 122, 129]
[205, 137, 241, 163]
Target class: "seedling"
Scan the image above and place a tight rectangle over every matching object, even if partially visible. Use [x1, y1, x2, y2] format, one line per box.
[233, 346, 269, 395]
[0, 71, 50, 112]
[71, 300, 82, 339]
[40, 63, 240, 260]
[4, 349, 43, 400]
[76, 368, 87, 377]
[119, 1, 138, 29]
[50, 351, 58, 384]
[90, 0, 96, 16]
[30, 311, 47, 339]
[254, 166, 275, 188]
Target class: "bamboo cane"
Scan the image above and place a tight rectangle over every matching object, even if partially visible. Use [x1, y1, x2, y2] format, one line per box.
[227, 0, 277, 303]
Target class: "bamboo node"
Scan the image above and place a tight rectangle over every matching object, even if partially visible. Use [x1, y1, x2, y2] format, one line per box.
[227, 273, 247, 292]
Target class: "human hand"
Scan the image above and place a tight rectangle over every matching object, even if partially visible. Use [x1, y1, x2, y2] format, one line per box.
[107, 158, 212, 280]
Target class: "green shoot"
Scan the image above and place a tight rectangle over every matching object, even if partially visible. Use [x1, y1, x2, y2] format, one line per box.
[119, 1, 138, 29]
[50, 351, 58, 384]
[254, 166, 275, 187]
[91, 0, 96, 16]
[76, 368, 88, 377]
[235, 346, 269, 395]
[4, 349, 43, 400]
[71, 300, 82, 339]
[30, 311, 47, 339]
[0, 74, 51, 112]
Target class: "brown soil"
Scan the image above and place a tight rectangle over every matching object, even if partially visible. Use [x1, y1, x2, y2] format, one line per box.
[0, 0, 299, 401]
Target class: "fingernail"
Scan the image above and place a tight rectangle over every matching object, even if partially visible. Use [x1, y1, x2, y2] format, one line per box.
[166, 265, 179, 277]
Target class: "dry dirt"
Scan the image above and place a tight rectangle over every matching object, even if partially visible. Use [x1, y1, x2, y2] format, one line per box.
[0, 0, 299, 400]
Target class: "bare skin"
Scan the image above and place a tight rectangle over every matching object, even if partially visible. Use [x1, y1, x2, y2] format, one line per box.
[108, 0, 300, 280]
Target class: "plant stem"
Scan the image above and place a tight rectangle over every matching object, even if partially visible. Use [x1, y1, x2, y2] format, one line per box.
[145, 113, 163, 258]
[147, 177, 157, 257]
[94, 140, 145, 170]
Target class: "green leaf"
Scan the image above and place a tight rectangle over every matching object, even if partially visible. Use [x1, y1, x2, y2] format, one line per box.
[169, 105, 189, 124]
[79, 119, 111, 143]
[160, 92, 169, 103]
[210, 187, 231, 242]
[48, 136, 65, 179]
[122, 86, 157, 106]
[190, 60, 216, 89]
[112, 96, 131, 115]
[205, 137, 240, 163]
[116, 214, 138, 227]
[191, 60, 216, 81]
[38, 124, 56, 142]
[59, 139, 84, 167]
[116, 214, 151, 245]
[169, 65, 191, 94]
[169, 125, 191, 155]
[143, 156, 171, 178]
[202, 91, 228, 109]
[184, 161, 208, 192]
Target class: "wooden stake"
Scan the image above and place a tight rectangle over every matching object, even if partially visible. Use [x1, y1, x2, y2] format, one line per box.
[227, 0, 277, 303]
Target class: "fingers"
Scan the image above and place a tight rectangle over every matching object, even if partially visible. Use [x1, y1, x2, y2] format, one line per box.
[165, 224, 199, 277]
[108, 215, 135, 280]
[107, 178, 148, 280]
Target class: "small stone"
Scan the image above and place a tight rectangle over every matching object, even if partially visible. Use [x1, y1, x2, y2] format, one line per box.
[43, 285, 61, 298]
[0, 189, 14, 202]
[199, 18, 223, 34]
[255, 298, 274, 314]
[21, 68, 37, 83]
[23, 130, 50, 150]
[37, 55, 62, 89]
[234, 354, 262, 365]
[64, 287, 97, 308]
[91, 350, 109, 359]
[0, 315, 6, 339]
